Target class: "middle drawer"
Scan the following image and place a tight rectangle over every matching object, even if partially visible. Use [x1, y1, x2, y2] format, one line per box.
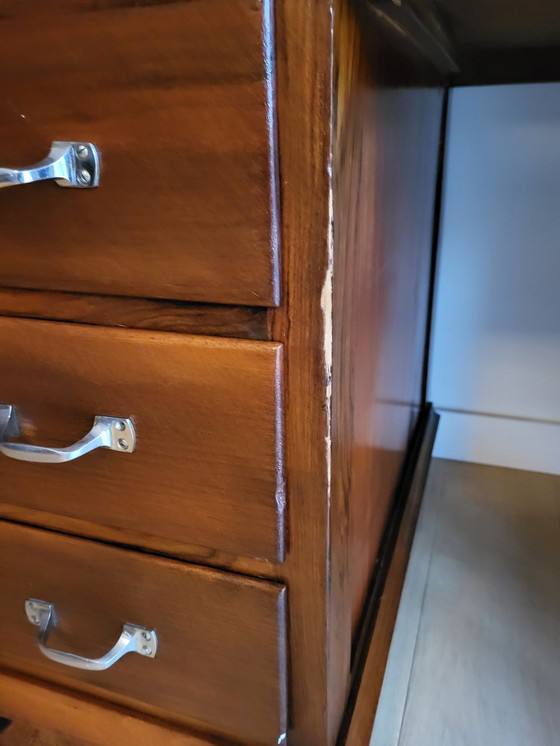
[0, 318, 284, 561]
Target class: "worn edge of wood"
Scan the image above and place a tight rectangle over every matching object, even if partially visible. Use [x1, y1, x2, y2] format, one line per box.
[337, 404, 439, 746]
[0, 288, 270, 340]
[0, 668, 232, 746]
[268, 1, 337, 743]
[263, 0, 282, 308]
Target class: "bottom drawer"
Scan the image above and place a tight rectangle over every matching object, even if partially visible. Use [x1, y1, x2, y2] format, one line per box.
[0, 523, 287, 746]
[0, 671, 216, 746]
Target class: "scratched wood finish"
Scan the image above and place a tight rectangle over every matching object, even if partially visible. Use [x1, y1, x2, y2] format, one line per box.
[0, 318, 284, 561]
[0, 288, 270, 339]
[0, 0, 279, 306]
[0, 523, 288, 746]
[252, 2, 447, 742]
[267, 2, 342, 743]
[0, 4, 447, 745]
[334, 0, 445, 633]
[0, 672, 224, 746]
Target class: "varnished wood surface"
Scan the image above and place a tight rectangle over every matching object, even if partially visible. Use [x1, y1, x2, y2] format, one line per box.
[334, 0, 445, 635]
[0, 523, 288, 746]
[0, 318, 284, 561]
[253, 2, 446, 742]
[0, 505, 280, 579]
[342, 408, 438, 746]
[0, 288, 269, 339]
[268, 1, 345, 743]
[0, 4, 447, 746]
[0, 0, 279, 306]
[0, 671, 224, 746]
[373, 459, 560, 746]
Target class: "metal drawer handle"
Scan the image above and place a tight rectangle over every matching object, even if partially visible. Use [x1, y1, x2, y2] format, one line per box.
[0, 405, 136, 464]
[25, 599, 158, 671]
[0, 141, 100, 189]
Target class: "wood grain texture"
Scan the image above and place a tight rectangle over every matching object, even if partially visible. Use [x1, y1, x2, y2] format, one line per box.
[342, 407, 438, 746]
[0, 523, 287, 746]
[0, 5, 447, 745]
[0, 671, 224, 746]
[377, 459, 560, 746]
[334, 0, 445, 634]
[0, 505, 280, 579]
[0, 288, 269, 339]
[268, 1, 343, 743]
[0, 318, 284, 561]
[0, 0, 279, 306]
[256, 2, 445, 742]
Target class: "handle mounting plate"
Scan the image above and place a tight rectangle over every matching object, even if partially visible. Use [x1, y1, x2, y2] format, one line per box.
[0, 406, 136, 463]
[25, 598, 158, 670]
[0, 141, 100, 189]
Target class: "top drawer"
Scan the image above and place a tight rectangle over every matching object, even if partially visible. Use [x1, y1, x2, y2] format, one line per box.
[0, 0, 279, 307]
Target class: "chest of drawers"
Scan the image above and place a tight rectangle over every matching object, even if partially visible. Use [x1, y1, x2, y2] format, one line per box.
[0, 1, 445, 744]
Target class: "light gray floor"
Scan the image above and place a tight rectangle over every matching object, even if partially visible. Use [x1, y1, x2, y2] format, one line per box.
[371, 458, 560, 746]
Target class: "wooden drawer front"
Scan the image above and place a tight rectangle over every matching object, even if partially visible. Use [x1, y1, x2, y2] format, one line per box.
[0, 523, 288, 746]
[0, 318, 284, 561]
[0, 0, 279, 307]
[0, 673, 220, 746]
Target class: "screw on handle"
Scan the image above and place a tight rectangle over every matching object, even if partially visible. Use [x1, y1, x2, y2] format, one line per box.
[25, 599, 158, 671]
[0, 141, 100, 189]
[0, 406, 135, 463]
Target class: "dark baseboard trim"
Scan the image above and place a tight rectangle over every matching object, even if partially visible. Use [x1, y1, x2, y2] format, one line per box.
[337, 404, 439, 746]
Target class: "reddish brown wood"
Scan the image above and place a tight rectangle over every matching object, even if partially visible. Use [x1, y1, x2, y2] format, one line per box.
[0, 0, 279, 306]
[0, 288, 269, 339]
[0, 522, 287, 746]
[0, 671, 224, 746]
[268, 1, 342, 743]
[226, 1, 446, 742]
[334, 0, 445, 633]
[0, 3, 449, 745]
[0, 318, 284, 561]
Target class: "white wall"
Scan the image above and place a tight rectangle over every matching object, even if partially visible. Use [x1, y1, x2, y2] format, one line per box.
[429, 83, 560, 475]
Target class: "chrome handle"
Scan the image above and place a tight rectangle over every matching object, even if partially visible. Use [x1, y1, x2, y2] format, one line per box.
[0, 141, 100, 189]
[25, 599, 157, 671]
[0, 405, 135, 463]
